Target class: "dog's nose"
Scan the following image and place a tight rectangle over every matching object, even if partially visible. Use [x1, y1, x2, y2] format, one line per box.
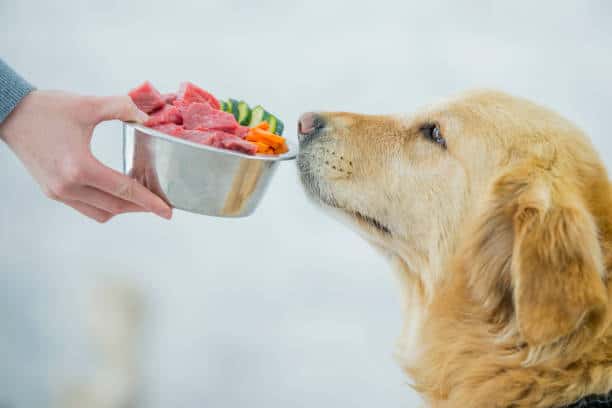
[298, 112, 325, 141]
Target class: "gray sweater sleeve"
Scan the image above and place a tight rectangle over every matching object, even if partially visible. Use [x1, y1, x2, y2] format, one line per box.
[0, 59, 35, 124]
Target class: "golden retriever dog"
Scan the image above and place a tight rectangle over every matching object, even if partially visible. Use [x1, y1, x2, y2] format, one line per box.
[296, 90, 612, 408]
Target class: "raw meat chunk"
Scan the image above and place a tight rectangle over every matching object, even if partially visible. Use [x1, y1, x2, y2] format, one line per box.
[145, 104, 182, 127]
[152, 123, 182, 136]
[161, 92, 177, 104]
[180, 102, 238, 131]
[128, 81, 165, 113]
[221, 136, 258, 155]
[174, 128, 257, 155]
[176, 82, 221, 110]
[235, 125, 250, 138]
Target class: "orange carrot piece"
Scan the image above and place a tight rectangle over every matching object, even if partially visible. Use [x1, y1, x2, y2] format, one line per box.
[255, 142, 270, 153]
[245, 133, 261, 143]
[274, 142, 289, 154]
[255, 121, 269, 130]
[251, 128, 285, 147]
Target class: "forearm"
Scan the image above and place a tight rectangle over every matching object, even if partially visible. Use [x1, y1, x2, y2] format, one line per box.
[0, 58, 35, 126]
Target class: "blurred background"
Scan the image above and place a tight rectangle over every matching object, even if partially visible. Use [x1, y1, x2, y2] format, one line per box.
[1, 0, 611, 406]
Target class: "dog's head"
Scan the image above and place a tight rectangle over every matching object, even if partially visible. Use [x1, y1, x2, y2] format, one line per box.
[297, 90, 611, 365]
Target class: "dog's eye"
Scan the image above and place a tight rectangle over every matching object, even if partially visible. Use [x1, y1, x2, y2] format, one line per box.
[420, 123, 446, 149]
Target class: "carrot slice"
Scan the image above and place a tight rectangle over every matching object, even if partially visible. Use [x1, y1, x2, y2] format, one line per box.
[274, 142, 289, 154]
[251, 128, 285, 147]
[246, 126, 288, 155]
[255, 142, 270, 153]
[255, 121, 269, 130]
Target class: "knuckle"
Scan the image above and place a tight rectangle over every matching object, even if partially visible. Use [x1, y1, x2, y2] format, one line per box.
[46, 180, 71, 200]
[81, 96, 102, 123]
[103, 96, 131, 121]
[116, 178, 137, 201]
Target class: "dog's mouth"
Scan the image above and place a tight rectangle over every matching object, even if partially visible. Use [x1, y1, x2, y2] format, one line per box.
[316, 192, 391, 235]
[353, 211, 391, 235]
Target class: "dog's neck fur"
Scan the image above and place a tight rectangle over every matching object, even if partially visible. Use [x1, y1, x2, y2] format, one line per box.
[389, 252, 612, 408]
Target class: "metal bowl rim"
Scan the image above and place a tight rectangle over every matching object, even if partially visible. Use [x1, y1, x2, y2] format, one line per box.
[123, 122, 297, 161]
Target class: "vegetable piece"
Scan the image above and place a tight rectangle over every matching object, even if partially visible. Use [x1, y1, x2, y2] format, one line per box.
[237, 101, 251, 125]
[262, 110, 272, 125]
[267, 115, 278, 134]
[224, 99, 234, 114]
[255, 142, 271, 153]
[249, 105, 266, 127]
[275, 119, 284, 136]
[275, 142, 289, 154]
[246, 128, 285, 148]
[255, 121, 269, 130]
[245, 125, 289, 155]
[228, 98, 240, 121]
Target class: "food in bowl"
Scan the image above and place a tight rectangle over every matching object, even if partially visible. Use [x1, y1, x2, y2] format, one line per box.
[128, 81, 288, 155]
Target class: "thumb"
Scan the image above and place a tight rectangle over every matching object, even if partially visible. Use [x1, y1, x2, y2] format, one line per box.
[94, 95, 149, 124]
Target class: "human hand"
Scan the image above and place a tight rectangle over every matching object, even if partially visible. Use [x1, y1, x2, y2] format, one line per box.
[0, 90, 173, 222]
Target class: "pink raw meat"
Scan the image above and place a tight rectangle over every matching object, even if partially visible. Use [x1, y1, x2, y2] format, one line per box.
[174, 128, 256, 155]
[161, 92, 177, 104]
[180, 102, 238, 131]
[221, 136, 258, 155]
[145, 104, 182, 127]
[235, 125, 249, 138]
[128, 81, 165, 113]
[176, 82, 221, 110]
[153, 123, 183, 136]
[174, 128, 213, 143]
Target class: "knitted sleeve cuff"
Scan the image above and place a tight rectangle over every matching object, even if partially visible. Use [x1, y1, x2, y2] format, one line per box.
[0, 59, 35, 124]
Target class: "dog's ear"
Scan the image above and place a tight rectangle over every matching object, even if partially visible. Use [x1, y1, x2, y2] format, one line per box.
[466, 162, 609, 360]
[511, 180, 608, 347]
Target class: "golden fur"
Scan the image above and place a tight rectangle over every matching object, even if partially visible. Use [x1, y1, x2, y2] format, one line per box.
[297, 90, 612, 407]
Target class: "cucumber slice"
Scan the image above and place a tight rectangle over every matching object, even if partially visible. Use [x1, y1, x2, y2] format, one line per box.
[275, 119, 284, 135]
[220, 100, 228, 112]
[237, 101, 251, 125]
[262, 110, 271, 124]
[267, 115, 278, 134]
[224, 99, 234, 114]
[229, 98, 240, 121]
[249, 105, 266, 126]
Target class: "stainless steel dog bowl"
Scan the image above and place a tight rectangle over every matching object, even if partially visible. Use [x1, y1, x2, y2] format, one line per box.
[122, 123, 297, 217]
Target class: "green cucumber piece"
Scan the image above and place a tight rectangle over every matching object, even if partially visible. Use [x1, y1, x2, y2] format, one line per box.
[220, 101, 228, 112]
[275, 119, 284, 135]
[249, 105, 266, 126]
[237, 101, 251, 125]
[224, 99, 233, 114]
[267, 115, 278, 134]
[229, 98, 240, 121]
[262, 110, 271, 124]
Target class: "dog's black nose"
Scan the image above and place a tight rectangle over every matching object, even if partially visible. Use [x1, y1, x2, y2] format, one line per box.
[298, 112, 325, 142]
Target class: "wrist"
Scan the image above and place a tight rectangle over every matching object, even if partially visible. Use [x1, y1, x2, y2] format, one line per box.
[0, 90, 38, 144]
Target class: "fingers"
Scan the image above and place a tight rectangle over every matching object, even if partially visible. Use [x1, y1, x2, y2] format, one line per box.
[69, 185, 148, 215]
[65, 200, 114, 223]
[93, 95, 149, 124]
[86, 159, 173, 219]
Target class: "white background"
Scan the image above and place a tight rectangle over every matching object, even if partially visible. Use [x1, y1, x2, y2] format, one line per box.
[1, 1, 611, 407]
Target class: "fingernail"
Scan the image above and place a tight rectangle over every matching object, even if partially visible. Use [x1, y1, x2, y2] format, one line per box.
[158, 208, 172, 220]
